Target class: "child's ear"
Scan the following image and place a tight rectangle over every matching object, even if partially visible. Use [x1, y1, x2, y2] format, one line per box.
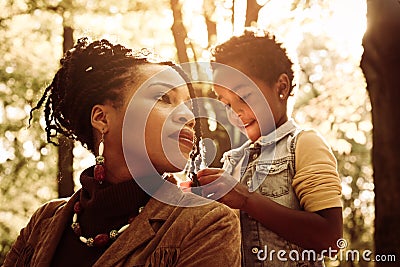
[91, 105, 110, 134]
[277, 73, 290, 100]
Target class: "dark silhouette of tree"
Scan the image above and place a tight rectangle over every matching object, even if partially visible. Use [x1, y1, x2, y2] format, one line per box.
[245, 0, 262, 27]
[1, 0, 76, 198]
[361, 0, 400, 264]
[203, 0, 217, 48]
[57, 23, 74, 198]
[170, 0, 191, 76]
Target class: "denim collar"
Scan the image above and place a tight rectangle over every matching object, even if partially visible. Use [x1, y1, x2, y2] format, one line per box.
[222, 119, 298, 165]
[254, 119, 298, 147]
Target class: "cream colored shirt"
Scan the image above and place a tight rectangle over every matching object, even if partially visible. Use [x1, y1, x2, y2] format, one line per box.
[293, 130, 342, 212]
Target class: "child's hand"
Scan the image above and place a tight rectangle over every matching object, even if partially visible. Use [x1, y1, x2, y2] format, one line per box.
[197, 168, 251, 210]
[179, 180, 193, 192]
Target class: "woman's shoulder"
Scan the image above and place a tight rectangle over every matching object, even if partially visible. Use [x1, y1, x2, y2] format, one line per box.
[133, 193, 241, 266]
[152, 183, 237, 219]
[29, 196, 72, 223]
[178, 192, 238, 220]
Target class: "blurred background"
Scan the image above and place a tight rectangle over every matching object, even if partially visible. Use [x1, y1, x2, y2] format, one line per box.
[0, 0, 394, 266]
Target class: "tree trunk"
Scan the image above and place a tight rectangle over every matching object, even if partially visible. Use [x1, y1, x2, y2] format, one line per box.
[245, 0, 261, 27]
[57, 25, 74, 198]
[203, 0, 217, 48]
[360, 0, 400, 264]
[170, 0, 191, 76]
[232, 0, 235, 29]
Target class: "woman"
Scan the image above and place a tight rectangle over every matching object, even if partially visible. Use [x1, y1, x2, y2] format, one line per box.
[3, 38, 241, 266]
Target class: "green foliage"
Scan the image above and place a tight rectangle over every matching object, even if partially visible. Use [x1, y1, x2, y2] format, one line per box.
[295, 35, 373, 267]
[0, 14, 60, 263]
[0, 1, 373, 266]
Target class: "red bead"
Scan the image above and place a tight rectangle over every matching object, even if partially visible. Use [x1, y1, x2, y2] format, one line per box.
[74, 202, 82, 214]
[94, 164, 106, 182]
[94, 233, 110, 247]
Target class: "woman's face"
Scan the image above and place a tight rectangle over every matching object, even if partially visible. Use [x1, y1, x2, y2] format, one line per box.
[120, 64, 195, 177]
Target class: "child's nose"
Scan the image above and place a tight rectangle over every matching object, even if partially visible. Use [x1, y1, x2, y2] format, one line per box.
[230, 102, 245, 117]
[227, 106, 243, 125]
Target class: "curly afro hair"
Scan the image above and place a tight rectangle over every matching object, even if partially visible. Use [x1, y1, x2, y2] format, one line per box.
[211, 29, 296, 94]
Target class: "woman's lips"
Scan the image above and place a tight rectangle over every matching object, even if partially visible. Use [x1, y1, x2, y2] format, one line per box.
[169, 128, 194, 150]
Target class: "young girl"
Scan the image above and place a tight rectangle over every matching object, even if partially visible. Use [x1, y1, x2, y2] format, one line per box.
[197, 30, 343, 266]
[3, 38, 241, 266]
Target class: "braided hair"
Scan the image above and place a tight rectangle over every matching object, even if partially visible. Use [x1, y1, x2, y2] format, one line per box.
[30, 38, 202, 160]
[211, 29, 296, 93]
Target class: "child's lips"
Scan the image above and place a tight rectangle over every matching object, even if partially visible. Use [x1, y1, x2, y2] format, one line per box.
[243, 120, 256, 128]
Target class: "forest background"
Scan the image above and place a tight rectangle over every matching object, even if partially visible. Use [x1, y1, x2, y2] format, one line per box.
[1, 0, 399, 266]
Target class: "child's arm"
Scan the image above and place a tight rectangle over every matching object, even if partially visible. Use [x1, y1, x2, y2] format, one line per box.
[241, 186, 342, 253]
[197, 131, 343, 253]
[197, 168, 342, 253]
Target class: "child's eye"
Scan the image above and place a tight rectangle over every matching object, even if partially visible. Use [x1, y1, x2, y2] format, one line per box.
[223, 103, 231, 110]
[239, 93, 251, 102]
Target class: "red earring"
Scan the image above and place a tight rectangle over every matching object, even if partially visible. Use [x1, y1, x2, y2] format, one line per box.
[94, 131, 105, 184]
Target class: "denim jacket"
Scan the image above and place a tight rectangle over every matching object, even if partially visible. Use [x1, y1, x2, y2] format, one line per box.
[221, 120, 324, 267]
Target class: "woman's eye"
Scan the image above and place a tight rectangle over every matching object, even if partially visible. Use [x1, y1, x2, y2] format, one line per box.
[156, 94, 172, 104]
[186, 100, 194, 111]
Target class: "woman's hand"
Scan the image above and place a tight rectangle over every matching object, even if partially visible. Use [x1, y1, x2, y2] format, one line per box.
[197, 168, 251, 210]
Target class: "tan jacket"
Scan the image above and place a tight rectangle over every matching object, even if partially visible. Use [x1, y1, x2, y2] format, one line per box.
[3, 185, 241, 267]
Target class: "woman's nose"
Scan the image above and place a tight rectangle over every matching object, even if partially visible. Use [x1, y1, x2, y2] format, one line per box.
[173, 104, 195, 128]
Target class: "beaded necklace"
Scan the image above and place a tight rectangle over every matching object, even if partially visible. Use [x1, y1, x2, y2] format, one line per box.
[71, 201, 144, 247]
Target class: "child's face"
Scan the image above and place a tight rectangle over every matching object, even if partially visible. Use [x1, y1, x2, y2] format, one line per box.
[213, 65, 282, 141]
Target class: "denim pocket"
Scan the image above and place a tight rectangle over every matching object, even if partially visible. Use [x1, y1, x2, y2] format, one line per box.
[257, 161, 289, 198]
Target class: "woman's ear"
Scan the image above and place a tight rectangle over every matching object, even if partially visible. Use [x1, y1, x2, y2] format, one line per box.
[276, 73, 290, 100]
[91, 105, 110, 133]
